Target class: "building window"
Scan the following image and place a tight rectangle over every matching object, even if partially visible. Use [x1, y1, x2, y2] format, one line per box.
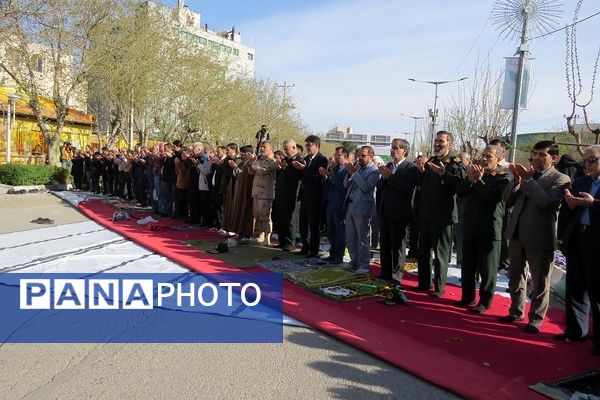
[233, 48, 239, 56]
[247, 53, 254, 61]
[199, 37, 207, 46]
[220, 44, 232, 54]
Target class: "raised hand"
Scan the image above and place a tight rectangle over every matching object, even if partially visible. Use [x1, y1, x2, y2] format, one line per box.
[379, 165, 392, 179]
[292, 160, 305, 170]
[468, 164, 484, 183]
[427, 161, 445, 176]
[565, 188, 595, 209]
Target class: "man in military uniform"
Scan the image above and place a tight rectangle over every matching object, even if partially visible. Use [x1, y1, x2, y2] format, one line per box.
[416, 131, 466, 297]
[455, 145, 511, 312]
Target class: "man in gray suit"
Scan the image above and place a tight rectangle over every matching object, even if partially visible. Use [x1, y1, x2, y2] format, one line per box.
[344, 145, 381, 274]
[499, 141, 571, 333]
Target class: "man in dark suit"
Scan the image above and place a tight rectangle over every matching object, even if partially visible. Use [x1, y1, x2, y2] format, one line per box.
[293, 135, 328, 257]
[500, 141, 571, 333]
[274, 139, 303, 251]
[455, 145, 511, 312]
[378, 138, 419, 283]
[556, 145, 600, 355]
[320, 146, 349, 264]
[416, 131, 466, 297]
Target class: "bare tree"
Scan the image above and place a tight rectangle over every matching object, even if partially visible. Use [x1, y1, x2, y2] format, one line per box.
[445, 61, 512, 155]
[564, 0, 600, 155]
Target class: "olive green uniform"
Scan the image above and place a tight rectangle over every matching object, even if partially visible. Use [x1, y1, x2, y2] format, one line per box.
[417, 156, 466, 294]
[456, 171, 511, 308]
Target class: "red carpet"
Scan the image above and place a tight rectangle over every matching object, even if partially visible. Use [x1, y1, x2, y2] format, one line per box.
[78, 200, 599, 399]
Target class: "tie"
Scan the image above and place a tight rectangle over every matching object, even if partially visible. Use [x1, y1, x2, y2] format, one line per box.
[533, 171, 542, 180]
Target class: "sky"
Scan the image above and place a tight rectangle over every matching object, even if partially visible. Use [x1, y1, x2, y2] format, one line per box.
[174, 0, 599, 141]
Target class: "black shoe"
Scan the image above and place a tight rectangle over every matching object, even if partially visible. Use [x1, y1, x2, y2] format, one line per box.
[469, 304, 490, 313]
[453, 300, 476, 307]
[498, 315, 524, 323]
[523, 324, 539, 334]
[428, 291, 444, 298]
[380, 277, 403, 287]
[554, 333, 588, 342]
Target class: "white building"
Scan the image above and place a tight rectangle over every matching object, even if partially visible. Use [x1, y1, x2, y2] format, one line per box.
[325, 125, 391, 147]
[0, 39, 88, 112]
[148, 0, 255, 77]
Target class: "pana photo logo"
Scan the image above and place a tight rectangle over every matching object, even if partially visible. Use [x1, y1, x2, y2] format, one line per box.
[20, 278, 262, 310]
[0, 273, 283, 343]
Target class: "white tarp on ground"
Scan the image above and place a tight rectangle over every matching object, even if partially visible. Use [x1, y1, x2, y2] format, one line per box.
[0, 220, 306, 327]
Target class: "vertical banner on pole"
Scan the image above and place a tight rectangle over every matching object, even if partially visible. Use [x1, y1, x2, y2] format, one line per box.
[501, 57, 533, 109]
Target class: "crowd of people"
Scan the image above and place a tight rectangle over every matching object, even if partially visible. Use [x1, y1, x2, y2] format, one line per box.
[59, 128, 599, 356]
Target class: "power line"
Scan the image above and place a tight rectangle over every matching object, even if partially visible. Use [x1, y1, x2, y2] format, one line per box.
[529, 9, 600, 40]
[453, 10, 493, 73]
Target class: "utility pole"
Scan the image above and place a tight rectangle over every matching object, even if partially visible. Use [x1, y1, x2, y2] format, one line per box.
[409, 77, 468, 155]
[507, 8, 530, 163]
[276, 81, 295, 102]
[400, 113, 424, 158]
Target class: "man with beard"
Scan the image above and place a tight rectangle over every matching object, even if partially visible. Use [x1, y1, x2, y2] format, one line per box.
[416, 131, 466, 297]
[229, 145, 255, 239]
[248, 142, 277, 245]
[274, 139, 303, 251]
[455, 145, 510, 312]
[221, 143, 241, 233]
[500, 141, 570, 334]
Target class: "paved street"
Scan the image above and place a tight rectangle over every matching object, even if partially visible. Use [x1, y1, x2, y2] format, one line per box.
[0, 188, 459, 400]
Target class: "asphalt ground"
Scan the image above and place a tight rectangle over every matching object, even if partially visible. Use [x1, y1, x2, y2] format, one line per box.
[0, 188, 459, 400]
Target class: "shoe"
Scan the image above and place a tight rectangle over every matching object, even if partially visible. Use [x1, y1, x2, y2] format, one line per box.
[523, 324, 540, 334]
[553, 333, 588, 342]
[380, 278, 404, 288]
[293, 249, 309, 256]
[355, 267, 369, 274]
[428, 291, 444, 298]
[469, 304, 490, 313]
[498, 315, 524, 323]
[280, 246, 295, 252]
[453, 300, 476, 307]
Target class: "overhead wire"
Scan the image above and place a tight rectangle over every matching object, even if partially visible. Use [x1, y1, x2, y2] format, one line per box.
[529, 9, 600, 41]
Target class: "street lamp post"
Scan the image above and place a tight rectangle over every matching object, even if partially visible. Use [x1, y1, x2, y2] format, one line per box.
[400, 113, 424, 158]
[6, 94, 20, 164]
[408, 77, 468, 155]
